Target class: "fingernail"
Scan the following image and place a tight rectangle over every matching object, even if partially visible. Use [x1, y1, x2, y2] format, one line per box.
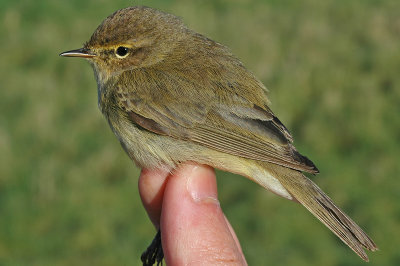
[186, 165, 219, 205]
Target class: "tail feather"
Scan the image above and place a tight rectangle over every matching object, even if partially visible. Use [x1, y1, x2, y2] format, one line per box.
[277, 172, 378, 261]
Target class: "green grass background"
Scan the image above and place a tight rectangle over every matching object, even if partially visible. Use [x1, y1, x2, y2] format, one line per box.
[1, 0, 399, 265]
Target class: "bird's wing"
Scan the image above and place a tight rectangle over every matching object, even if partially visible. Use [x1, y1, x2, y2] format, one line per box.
[111, 67, 318, 174]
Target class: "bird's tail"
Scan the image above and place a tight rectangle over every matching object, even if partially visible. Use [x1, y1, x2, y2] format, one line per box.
[276, 171, 378, 261]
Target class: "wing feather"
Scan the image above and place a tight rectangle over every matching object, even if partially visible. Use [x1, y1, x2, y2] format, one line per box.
[112, 62, 319, 174]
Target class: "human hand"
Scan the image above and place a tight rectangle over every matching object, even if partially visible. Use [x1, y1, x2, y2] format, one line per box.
[139, 163, 247, 265]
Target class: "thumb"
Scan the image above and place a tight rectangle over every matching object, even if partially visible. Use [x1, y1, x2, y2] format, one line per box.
[161, 163, 247, 265]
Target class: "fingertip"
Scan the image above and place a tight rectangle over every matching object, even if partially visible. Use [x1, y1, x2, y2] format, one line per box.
[138, 167, 170, 228]
[161, 163, 246, 265]
[185, 164, 219, 204]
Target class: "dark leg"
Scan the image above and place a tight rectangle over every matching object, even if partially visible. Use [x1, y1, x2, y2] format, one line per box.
[141, 229, 164, 266]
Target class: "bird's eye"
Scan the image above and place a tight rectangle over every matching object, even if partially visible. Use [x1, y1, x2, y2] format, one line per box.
[115, 46, 129, 58]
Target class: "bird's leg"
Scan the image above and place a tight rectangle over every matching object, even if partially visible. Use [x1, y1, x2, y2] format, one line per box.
[141, 229, 164, 266]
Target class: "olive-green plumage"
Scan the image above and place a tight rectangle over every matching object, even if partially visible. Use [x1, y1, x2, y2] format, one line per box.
[61, 6, 377, 262]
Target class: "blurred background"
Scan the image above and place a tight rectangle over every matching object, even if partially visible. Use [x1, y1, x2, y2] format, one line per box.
[1, 0, 399, 265]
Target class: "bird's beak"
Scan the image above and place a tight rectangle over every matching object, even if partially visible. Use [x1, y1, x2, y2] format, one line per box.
[59, 48, 96, 58]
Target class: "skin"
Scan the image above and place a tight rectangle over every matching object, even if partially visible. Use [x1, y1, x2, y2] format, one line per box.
[60, 6, 377, 263]
[139, 163, 247, 265]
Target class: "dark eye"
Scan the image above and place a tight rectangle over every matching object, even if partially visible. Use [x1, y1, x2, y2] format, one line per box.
[115, 46, 129, 58]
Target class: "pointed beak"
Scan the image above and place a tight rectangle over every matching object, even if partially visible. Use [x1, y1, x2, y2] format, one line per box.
[59, 48, 96, 58]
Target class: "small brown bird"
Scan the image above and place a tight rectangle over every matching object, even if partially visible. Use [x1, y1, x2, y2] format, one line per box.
[60, 6, 377, 264]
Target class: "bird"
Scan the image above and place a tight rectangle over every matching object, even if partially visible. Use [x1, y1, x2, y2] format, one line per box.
[60, 6, 377, 264]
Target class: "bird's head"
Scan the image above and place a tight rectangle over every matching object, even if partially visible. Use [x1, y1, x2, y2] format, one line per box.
[60, 6, 188, 83]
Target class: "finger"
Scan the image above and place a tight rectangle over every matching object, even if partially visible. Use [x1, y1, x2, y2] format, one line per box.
[161, 163, 247, 265]
[224, 215, 246, 263]
[138, 167, 170, 228]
